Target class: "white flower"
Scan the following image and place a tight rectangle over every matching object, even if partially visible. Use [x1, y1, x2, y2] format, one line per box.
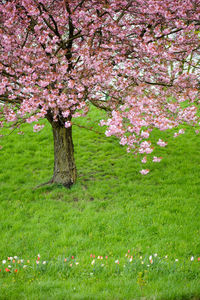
[165, 255, 168, 259]
[191, 256, 194, 261]
[91, 259, 95, 265]
[9, 257, 13, 261]
[147, 264, 150, 267]
[14, 256, 18, 259]
[141, 261, 144, 265]
[175, 259, 178, 262]
[101, 264, 104, 267]
[2, 260, 6, 264]
[21, 259, 24, 263]
[154, 253, 158, 257]
[75, 262, 79, 265]
[115, 260, 119, 264]
[42, 261, 46, 265]
[8, 265, 11, 268]
[23, 265, 27, 269]
[140, 256, 143, 260]
[149, 255, 152, 260]
[37, 254, 40, 258]
[129, 258, 132, 262]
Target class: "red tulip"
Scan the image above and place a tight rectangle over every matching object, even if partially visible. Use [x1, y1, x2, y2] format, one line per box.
[5, 268, 10, 272]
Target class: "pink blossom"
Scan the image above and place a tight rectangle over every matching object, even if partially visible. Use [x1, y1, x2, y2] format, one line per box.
[174, 128, 185, 138]
[68, 80, 75, 88]
[153, 156, 162, 163]
[65, 121, 72, 128]
[157, 139, 167, 147]
[141, 131, 149, 139]
[62, 111, 70, 118]
[120, 137, 127, 145]
[139, 141, 153, 154]
[141, 156, 147, 163]
[139, 169, 150, 175]
[33, 124, 44, 132]
[174, 132, 179, 138]
[178, 129, 185, 135]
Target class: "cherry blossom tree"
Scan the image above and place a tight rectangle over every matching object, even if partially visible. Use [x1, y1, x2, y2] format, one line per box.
[0, 0, 200, 187]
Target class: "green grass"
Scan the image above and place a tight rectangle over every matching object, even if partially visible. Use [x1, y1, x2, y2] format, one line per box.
[0, 106, 200, 299]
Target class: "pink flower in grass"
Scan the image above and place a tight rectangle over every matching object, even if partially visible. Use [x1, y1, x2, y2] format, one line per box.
[140, 169, 150, 175]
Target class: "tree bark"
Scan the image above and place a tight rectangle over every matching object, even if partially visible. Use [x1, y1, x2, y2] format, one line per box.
[49, 120, 77, 188]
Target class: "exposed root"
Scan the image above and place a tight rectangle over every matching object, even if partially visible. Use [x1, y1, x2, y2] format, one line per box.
[33, 178, 74, 190]
[33, 179, 54, 190]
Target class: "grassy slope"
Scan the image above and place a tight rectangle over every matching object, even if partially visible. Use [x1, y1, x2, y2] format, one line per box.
[0, 107, 200, 299]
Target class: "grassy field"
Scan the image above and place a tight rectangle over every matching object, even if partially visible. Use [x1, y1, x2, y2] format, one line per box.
[0, 106, 200, 299]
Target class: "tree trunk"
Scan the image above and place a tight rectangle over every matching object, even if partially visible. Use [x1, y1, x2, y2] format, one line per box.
[50, 121, 77, 188]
